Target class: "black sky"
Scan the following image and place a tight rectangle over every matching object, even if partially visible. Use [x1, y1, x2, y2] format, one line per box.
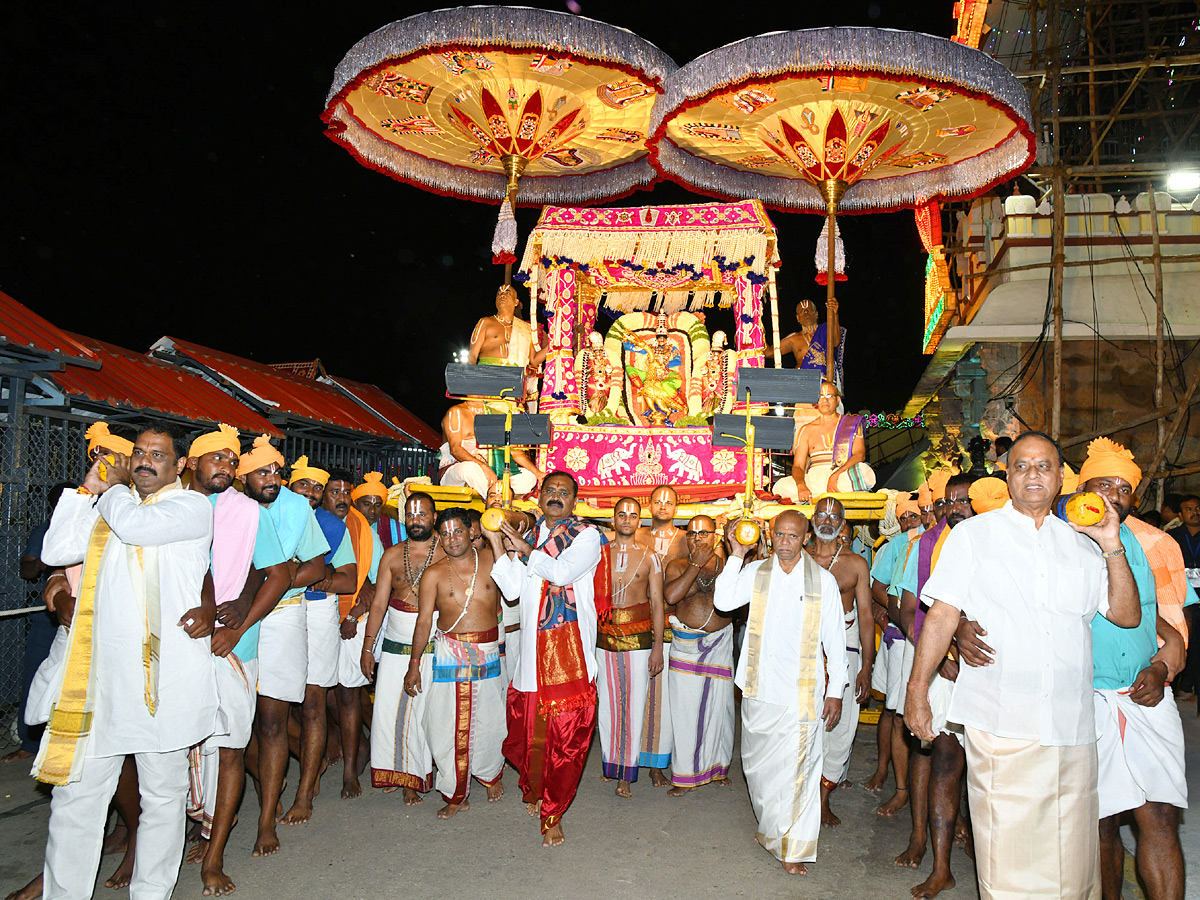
[1, 2, 954, 429]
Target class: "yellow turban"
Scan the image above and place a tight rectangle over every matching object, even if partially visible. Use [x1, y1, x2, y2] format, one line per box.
[969, 476, 1009, 514]
[1077, 436, 1142, 491]
[235, 434, 284, 477]
[288, 455, 329, 488]
[897, 495, 920, 517]
[927, 469, 952, 502]
[85, 421, 133, 457]
[1060, 462, 1079, 496]
[351, 471, 388, 502]
[917, 482, 932, 507]
[188, 423, 240, 460]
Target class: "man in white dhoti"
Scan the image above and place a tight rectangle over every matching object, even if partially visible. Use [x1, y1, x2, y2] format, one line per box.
[36, 422, 217, 900]
[663, 516, 734, 796]
[183, 424, 290, 896]
[773, 381, 875, 503]
[1076, 439, 1188, 900]
[714, 510, 847, 875]
[236, 436, 329, 858]
[403, 508, 507, 817]
[361, 492, 443, 804]
[907, 431, 1141, 900]
[805, 498, 873, 828]
[439, 399, 541, 498]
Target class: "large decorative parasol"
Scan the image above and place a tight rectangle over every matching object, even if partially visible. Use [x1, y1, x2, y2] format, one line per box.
[648, 28, 1034, 379]
[323, 6, 676, 280]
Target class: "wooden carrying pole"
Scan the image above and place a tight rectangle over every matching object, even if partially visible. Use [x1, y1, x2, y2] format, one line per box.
[822, 179, 848, 385]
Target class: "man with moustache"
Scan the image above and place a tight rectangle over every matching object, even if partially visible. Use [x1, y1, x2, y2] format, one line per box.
[714, 511, 847, 876]
[893, 473, 975, 898]
[634, 485, 682, 786]
[663, 516, 735, 796]
[37, 422, 216, 899]
[805, 497, 873, 828]
[404, 508, 507, 817]
[865, 494, 922, 797]
[1075, 439, 1187, 900]
[362, 492, 442, 803]
[487, 472, 606, 847]
[907, 432, 1140, 900]
[595, 497, 664, 798]
[280, 459, 356, 825]
[236, 437, 329, 858]
[330, 471, 388, 800]
[181, 424, 290, 896]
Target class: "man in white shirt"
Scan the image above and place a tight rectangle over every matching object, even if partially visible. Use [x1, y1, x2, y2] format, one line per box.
[907, 431, 1140, 900]
[37, 422, 217, 900]
[486, 472, 603, 848]
[713, 510, 847, 876]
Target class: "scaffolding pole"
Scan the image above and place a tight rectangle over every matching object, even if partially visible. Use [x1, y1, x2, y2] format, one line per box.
[1147, 185, 1166, 509]
[1049, 0, 1066, 440]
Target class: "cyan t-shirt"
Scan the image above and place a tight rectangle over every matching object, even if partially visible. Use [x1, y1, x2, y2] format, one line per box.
[268, 488, 331, 603]
[1091, 523, 1159, 690]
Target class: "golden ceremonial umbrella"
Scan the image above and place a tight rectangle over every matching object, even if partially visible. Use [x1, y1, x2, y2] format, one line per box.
[322, 6, 676, 281]
[648, 28, 1034, 380]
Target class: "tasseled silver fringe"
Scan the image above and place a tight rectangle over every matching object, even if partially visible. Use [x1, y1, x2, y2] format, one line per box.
[492, 199, 518, 256]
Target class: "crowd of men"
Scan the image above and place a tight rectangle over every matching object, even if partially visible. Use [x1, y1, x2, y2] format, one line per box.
[4, 417, 1196, 900]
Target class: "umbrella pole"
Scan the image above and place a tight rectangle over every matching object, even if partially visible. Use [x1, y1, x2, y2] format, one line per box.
[501, 154, 528, 287]
[821, 180, 847, 386]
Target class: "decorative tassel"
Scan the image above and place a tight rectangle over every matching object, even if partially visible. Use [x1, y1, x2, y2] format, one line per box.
[814, 219, 846, 285]
[491, 198, 518, 265]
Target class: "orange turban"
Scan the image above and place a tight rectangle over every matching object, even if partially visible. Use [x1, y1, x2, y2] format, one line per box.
[969, 476, 1009, 514]
[85, 421, 133, 457]
[927, 469, 952, 502]
[917, 482, 932, 507]
[235, 434, 284, 477]
[1060, 462, 1079, 496]
[1077, 436, 1142, 491]
[351, 471, 388, 502]
[288, 455, 329, 488]
[897, 495, 920, 517]
[188, 423, 240, 460]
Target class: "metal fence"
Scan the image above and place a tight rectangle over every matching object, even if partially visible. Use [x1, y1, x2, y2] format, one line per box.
[280, 433, 435, 481]
[0, 403, 91, 749]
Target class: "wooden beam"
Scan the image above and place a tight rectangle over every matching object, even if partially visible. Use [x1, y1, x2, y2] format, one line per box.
[1016, 51, 1200, 79]
[1147, 460, 1200, 480]
[1060, 392, 1200, 450]
[1134, 360, 1200, 504]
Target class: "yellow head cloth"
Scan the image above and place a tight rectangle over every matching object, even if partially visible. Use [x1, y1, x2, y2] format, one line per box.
[188, 423, 240, 460]
[85, 422, 134, 457]
[917, 482, 932, 508]
[1060, 462, 1079, 496]
[927, 469, 952, 502]
[1077, 436, 1142, 491]
[897, 496, 921, 517]
[288, 455, 329, 488]
[969, 476, 1010, 513]
[235, 434, 285, 477]
[351, 471, 388, 502]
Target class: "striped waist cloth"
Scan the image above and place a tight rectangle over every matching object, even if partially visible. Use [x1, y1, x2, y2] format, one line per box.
[381, 638, 434, 656]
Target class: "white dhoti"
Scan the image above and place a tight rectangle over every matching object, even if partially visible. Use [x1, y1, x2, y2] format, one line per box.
[821, 612, 860, 785]
[772, 462, 877, 502]
[741, 697, 823, 864]
[638, 647, 672, 770]
[596, 646, 651, 782]
[424, 629, 506, 804]
[190, 655, 258, 840]
[926, 667, 962, 745]
[305, 595, 340, 688]
[872, 627, 906, 710]
[1094, 687, 1187, 819]
[667, 619, 734, 789]
[893, 638, 916, 713]
[26, 626, 68, 727]
[499, 626, 520, 686]
[439, 440, 537, 499]
[337, 616, 370, 689]
[964, 726, 1099, 900]
[257, 599, 307, 703]
[370, 610, 433, 791]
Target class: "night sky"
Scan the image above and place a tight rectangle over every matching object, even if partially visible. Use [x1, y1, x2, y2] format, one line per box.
[2, 2, 954, 430]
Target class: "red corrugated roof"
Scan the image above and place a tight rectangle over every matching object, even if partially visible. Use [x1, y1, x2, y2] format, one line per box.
[53, 334, 282, 436]
[0, 291, 99, 365]
[326, 375, 441, 449]
[154, 336, 410, 440]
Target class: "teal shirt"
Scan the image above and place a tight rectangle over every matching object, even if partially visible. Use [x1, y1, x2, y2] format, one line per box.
[268, 489, 331, 602]
[887, 530, 923, 598]
[368, 531, 384, 584]
[893, 544, 919, 600]
[1090, 523, 1159, 690]
[206, 494, 288, 662]
[870, 533, 902, 584]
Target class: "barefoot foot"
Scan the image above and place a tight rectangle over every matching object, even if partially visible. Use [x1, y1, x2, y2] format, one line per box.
[781, 861, 808, 875]
[381, 785, 399, 794]
[648, 768, 669, 787]
[201, 857, 236, 896]
[486, 779, 504, 802]
[526, 799, 542, 818]
[280, 797, 313, 825]
[251, 825, 279, 858]
[894, 840, 926, 868]
[402, 787, 423, 806]
[186, 837, 209, 864]
[1, 749, 32, 764]
[615, 780, 632, 798]
[5, 874, 42, 900]
[102, 823, 129, 856]
[341, 777, 361, 800]
[104, 852, 134, 889]
[911, 870, 955, 899]
[542, 823, 565, 847]
[667, 785, 694, 797]
[820, 803, 841, 827]
[863, 771, 887, 792]
[437, 799, 469, 819]
[876, 787, 909, 816]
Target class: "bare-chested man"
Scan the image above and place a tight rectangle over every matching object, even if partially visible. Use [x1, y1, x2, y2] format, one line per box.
[663, 516, 735, 795]
[439, 399, 542, 498]
[596, 498, 664, 797]
[404, 508, 506, 818]
[776, 381, 875, 503]
[805, 498, 874, 827]
[764, 299, 820, 367]
[468, 284, 547, 370]
[361, 493, 444, 804]
[634, 485, 682, 785]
